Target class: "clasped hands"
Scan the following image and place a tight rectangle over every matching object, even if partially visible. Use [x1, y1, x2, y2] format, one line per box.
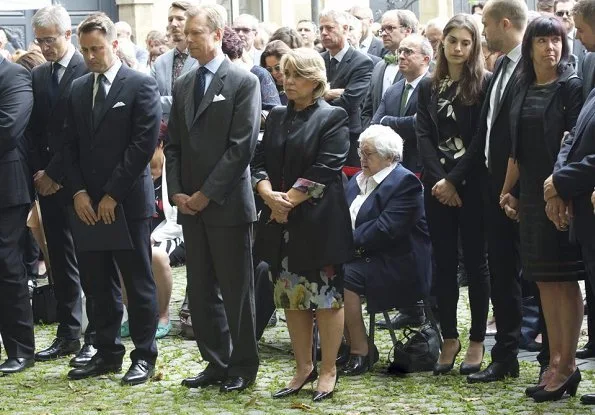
[172, 192, 210, 216]
[432, 178, 462, 207]
[74, 192, 117, 225]
[34, 170, 62, 196]
[263, 191, 293, 224]
[542, 174, 571, 231]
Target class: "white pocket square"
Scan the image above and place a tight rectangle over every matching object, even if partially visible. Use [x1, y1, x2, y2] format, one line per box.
[112, 102, 126, 108]
[213, 94, 226, 102]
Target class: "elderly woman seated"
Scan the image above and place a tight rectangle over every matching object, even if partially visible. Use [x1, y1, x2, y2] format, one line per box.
[341, 125, 433, 376]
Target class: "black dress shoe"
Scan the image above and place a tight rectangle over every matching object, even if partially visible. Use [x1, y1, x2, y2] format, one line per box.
[533, 368, 581, 402]
[0, 358, 34, 374]
[376, 312, 424, 330]
[312, 375, 338, 402]
[181, 371, 223, 388]
[67, 356, 122, 380]
[576, 343, 595, 359]
[581, 393, 595, 405]
[467, 360, 519, 383]
[340, 345, 379, 376]
[35, 338, 80, 361]
[69, 344, 97, 368]
[220, 376, 254, 393]
[121, 360, 154, 386]
[273, 368, 318, 398]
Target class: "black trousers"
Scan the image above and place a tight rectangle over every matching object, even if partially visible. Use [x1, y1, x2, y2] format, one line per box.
[482, 171, 523, 362]
[0, 204, 34, 358]
[22, 227, 39, 277]
[254, 260, 275, 341]
[183, 216, 259, 379]
[424, 179, 490, 342]
[77, 218, 157, 364]
[39, 193, 95, 343]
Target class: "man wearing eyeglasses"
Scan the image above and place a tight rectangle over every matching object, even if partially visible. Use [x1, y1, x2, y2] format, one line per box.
[232, 14, 262, 67]
[555, 0, 587, 75]
[27, 5, 97, 370]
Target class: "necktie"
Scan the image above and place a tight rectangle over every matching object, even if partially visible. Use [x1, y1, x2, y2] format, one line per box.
[48, 62, 61, 106]
[329, 57, 338, 82]
[172, 49, 188, 90]
[194, 66, 209, 113]
[493, 56, 510, 115]
[93, 74, 107, 129]
[400, 83, 412, 116]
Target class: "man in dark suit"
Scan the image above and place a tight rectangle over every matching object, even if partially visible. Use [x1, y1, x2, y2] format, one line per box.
[319, 9, 373, 169]
[348, 5, 386, 57]
[361, 9, 418, 129]
[467, 0, 528, 384]
[165, 4, 260, 393]
[27, 4, 96, 368]
[63, 13, 161, 386]
[555, 0, 587, 75]
[0, 55, 35, 375]
[372, 34, 432, 175]
[347, 15, 381, 65]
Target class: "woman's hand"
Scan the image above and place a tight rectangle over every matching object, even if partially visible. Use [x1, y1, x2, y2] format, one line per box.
[263, 191, 294, 217]
[500, 193, 519, 222]
[545, 196, 569, 231]
[432, 179, 462, 207]
[269, 209, 288, 224]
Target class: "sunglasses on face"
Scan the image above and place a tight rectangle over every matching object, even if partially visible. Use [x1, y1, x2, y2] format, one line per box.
[266, 65, 282, 73]
[555, 10, 572, 17]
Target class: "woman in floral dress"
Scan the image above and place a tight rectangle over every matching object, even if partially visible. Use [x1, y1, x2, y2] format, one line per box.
[416, 14, 491, 376]
[252, 48, 352, 402]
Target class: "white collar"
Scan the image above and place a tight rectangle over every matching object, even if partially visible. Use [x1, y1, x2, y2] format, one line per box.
[356, 162, 397, 193]
[360, 34, 373, 48]
[94, 59, 122, 85]
[331, 42, 351, 63]
[199, 51, 226, 74]
[507, 43, 522, 65]
[55, 43, 75, 68]
[405, 70, 428, 90]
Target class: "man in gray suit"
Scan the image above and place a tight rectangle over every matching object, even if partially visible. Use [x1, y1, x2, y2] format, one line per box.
[165, 4, 261, 393]
[151, 1, 198, 119]
[361, 9, 418, 129]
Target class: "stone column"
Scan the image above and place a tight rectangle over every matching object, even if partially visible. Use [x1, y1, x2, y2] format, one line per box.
[419, 0, 453, 24]
[115, 0, 155, 48]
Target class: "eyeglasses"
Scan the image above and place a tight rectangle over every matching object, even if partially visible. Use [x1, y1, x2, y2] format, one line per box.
[233, 27, 255, 34]
[266, 64, 281, 73]
[34, 36, 60, 46]
[555, 10, 572, 17]
[397, 47, 418, 57]
[357, 148, 378, 159]
[380, 25, 404, 34]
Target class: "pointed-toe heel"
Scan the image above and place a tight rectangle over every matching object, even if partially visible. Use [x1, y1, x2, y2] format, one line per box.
[433, 340, 461, 375]
[273, 369, 318, 398]
[312, 374, 338, 403]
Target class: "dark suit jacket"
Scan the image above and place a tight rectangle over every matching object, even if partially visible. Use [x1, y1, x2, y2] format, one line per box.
[553, 89, 595, 241]
[367, 52, 381, 66]
[344, 165, 432, 311]
[361, 60, 404, 129]
[372, 76, 428, 173]
[367, 36, 386, 57]
[252, 100, 353, 272]
[64, 64, 161, 220]
[0, 57, 33, 209]
[27, 50, 87, 185]
[581, 52, 595, 99]
[416, 74, 491, 188]
[571, 36, 587, 77]
[165, 58, 260, 227]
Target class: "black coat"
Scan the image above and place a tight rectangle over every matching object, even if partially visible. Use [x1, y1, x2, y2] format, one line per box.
[252, 99, 354, 272]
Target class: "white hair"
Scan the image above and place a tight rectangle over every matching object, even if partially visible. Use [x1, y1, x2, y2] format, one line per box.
[319, 9, 350, 27]
[359, 125, 403, 163]
[425, 17, 447, 32]
[32, 5, 71, 34]
[115, 21, 132, 39]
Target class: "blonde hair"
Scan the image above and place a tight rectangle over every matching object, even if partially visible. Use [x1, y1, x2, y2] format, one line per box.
[280, 47, 329, 100]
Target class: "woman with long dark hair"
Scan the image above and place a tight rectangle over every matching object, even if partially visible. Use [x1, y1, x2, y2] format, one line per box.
[416, 14, 491, 376]
[500, 16, 583, 402]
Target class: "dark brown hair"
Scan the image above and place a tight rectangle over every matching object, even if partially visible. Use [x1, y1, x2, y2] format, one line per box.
[15, 50, 46, 72]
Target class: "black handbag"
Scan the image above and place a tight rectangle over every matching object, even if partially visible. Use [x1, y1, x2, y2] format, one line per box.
[32, 282, 58, 324]
[387, 307, 441, 374]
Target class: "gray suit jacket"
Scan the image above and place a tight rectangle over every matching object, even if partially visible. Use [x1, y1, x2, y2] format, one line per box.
[582, 52, 595, 99]
[571, 36, 587, 77]
[165, 58, 260, 226]
[367, 36, 386, 57]
[151, 48, 198, 118]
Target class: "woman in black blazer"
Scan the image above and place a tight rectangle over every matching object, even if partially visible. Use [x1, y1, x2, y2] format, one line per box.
[500, 17, 584, 402]
[252, 48, 353, 402]
[416, 14, 491, 376]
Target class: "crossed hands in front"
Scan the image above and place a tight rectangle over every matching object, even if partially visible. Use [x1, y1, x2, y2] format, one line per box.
[261, 191, 293, 224]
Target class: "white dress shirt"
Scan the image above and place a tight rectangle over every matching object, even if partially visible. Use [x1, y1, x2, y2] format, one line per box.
[382, 63, 400, 96]
[380, 71, 427, 125]
[330, 42, 351, 64]
[360, 34, 373, 54]
[349, 162, 398, 230]
[93, 59, 122, 108]
[53, 43, 75, 83]
[198, 52, 226, 92]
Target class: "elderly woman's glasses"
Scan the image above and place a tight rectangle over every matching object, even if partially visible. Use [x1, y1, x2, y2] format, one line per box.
[266, 64, 282, 73]
[357, 148, 378, 159]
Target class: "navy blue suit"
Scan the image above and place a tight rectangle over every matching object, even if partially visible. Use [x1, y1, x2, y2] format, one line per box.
[344, 165, 432, 312]
[64, 63, 161, 365]
[371, 77, 426, 173]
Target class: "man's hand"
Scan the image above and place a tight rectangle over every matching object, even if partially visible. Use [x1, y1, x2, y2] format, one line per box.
[74, 191, 98, 225]
[34, 170, 62, 196]
[264, 191, 294, 217]
[172, 193, 197, 215]
[97, 194, 118, 224]
[543, 175, 558, 201]
[545, 196, 569, 231]
[323, 88, 344, 101]
[269, 209, 288, 224]
[187, 191, 210, 213]
[500, 193, 519, 222]
[432, 179, 462, 207]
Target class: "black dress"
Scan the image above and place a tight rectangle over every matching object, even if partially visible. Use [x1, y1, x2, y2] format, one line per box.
[517, 82, 584, 282]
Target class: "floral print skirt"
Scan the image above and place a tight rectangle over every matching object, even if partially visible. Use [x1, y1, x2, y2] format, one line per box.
[270, 230, 343, 310]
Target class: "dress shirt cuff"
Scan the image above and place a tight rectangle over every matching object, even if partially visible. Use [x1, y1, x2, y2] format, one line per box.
[73, 189, 87, 199]
[292, 178, 325, 199]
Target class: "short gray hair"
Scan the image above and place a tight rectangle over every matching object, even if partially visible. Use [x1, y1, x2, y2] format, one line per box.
[32, 5, 71, 34]
[358, 125, 403, 163]
[233, 13, 259, 30]
[573, 0, 595, 28]
[403, 34, 433, 58]
[187, 4, 227, 31]
[382, 9, 419, 33]
[319, 9, 350, 27]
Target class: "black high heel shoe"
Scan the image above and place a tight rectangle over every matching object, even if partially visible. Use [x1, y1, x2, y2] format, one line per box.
[460, 344, 485, 375]
[272, 368, 318, 398]
[525, 366, 549, 397]
[434, 339, 461, 375]
[532, 369, 581, 403]
[312, 374, 338, 402]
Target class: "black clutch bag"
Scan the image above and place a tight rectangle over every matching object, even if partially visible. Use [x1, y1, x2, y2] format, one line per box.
[32, 283, 58, 324]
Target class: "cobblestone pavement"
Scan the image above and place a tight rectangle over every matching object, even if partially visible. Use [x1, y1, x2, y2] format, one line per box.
[1, 267, 594, 414]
